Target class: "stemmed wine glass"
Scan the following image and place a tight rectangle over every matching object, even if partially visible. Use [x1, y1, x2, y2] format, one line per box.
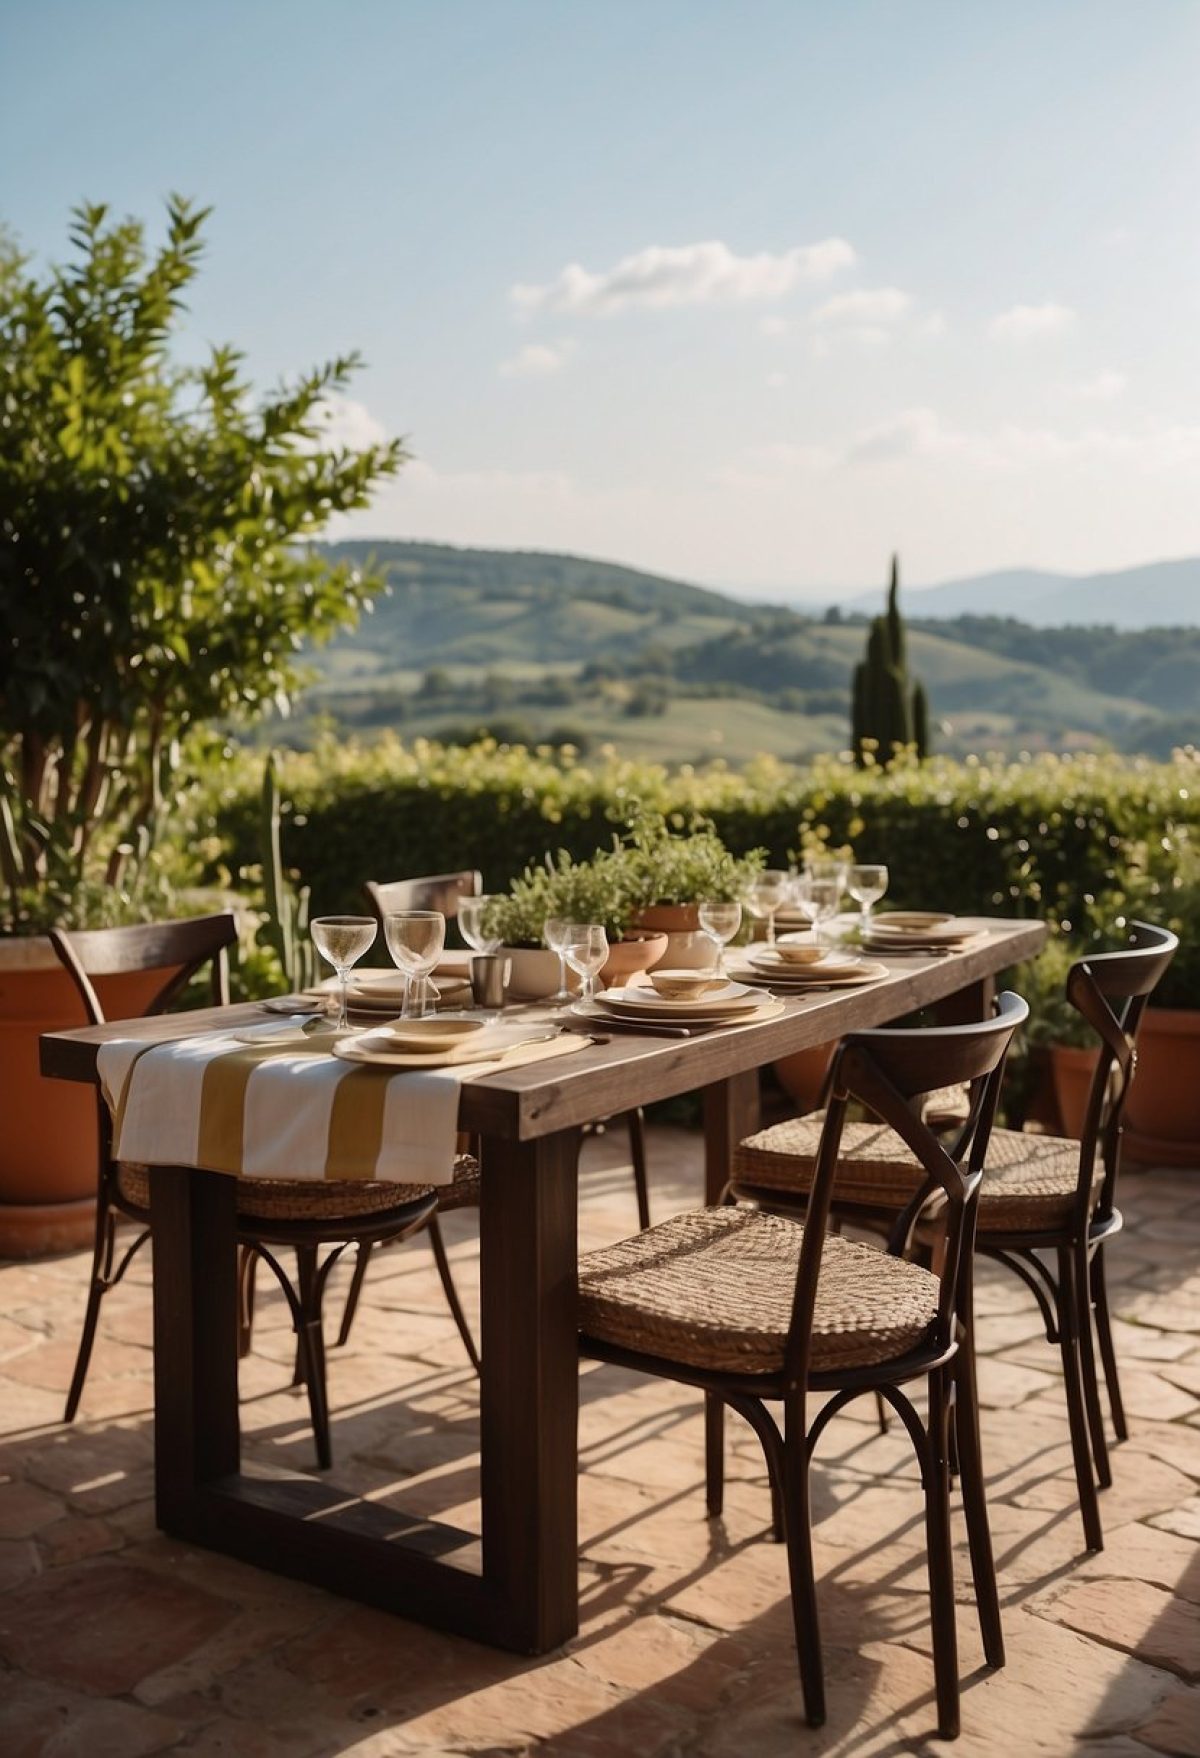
[383, 910, 446, 1020]
[561, 923, 608, 1004]
[808, 878, 843, 947]
[458, 894, 502, 955]
[311, 916, 377, 1033]
[746, 869, 788, 946]
[543, 915, 575, 1006]
[698, 900, 742, 975]
[848, 863, 889, 931]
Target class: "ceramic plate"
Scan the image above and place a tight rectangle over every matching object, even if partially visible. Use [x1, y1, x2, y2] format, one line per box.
[232, 1017, 337, 1045]
[333, 1022, 560, 1069]
[597, 982, 760, 1017]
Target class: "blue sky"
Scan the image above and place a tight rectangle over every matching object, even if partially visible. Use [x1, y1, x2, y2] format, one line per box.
[4, 0, 1199, 595]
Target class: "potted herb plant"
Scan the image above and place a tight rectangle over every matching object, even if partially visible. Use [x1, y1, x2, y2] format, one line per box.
[0, 198, 402, 1254]
[486, 846, 667, 999]
[626, 813, 764, 968]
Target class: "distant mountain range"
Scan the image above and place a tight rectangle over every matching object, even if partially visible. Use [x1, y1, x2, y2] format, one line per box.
[844, 558, 1200, 629]
[295, 540, 1199, 764]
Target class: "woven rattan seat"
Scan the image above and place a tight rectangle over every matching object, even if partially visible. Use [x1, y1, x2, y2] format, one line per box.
[578, 1206, 940, 1375]
[735, 1116, 1095, 1231]
[115, 1160, 472, 1222]
[734, 1116, 929, 1207]
[437, 1155, 481, 1212]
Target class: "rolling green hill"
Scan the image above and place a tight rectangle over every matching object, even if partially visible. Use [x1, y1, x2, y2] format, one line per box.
[296, 541, 1197, 763]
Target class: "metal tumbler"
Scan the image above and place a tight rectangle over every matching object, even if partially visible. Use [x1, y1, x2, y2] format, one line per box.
[470, 953, 510, 1011]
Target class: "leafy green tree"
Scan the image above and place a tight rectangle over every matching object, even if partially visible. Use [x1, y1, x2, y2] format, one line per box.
[0, 197, 404, 925]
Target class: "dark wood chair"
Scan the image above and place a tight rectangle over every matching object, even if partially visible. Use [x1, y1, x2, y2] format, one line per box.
[733, 921, 1178, 1554]
[337, 870, 654, 1367]
[578, 996, 1027, 1738]
[50, 916, 441, 1468]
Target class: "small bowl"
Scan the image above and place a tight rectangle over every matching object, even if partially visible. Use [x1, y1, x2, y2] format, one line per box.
[649, 968, 726, 1000]
[774, 933, 828, 966]
[380, 1017, 487, 1053]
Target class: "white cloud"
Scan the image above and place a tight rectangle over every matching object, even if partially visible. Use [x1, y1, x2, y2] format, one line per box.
[310, 392, 390, 450]
[989, 302, 1077, 342]
[511, 237, 856, 317]
[811, 286, 912, 326]
[765, 372, 787, 390]
[1071, 370, 1127, 402]
[498, 340, 575, 378]
[846, 407, 964, 464]
[759, 315, 789, 338]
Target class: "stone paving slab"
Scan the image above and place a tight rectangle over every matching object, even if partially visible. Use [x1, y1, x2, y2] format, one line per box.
[0, 1126, 1197, 1755]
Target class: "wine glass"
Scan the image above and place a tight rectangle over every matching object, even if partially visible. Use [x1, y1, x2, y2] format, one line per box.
[311, 915, 377, 1032]
[543, 915, 575, 1006]
[561, 922, 608, 1004]
[458, 894, 502, 955]
[698, 900, 741, 974]
[746, 869, 788, 946]
[808, 878, 842, 947]
[848, 863, 889, 931]
[383, 910, 446, 1020]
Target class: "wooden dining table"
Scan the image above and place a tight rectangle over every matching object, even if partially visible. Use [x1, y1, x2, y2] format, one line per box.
[40, 915, 1044, 1657]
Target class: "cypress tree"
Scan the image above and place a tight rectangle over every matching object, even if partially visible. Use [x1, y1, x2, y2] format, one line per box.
[850, 556, 931, 766]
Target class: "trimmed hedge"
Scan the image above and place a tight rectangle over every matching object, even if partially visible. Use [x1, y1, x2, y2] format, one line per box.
[207, 735, 1200, 956]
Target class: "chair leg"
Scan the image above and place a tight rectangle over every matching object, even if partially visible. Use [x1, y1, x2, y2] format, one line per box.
[237, 1245, 257, 1360]
[1056, 1247, 1104, 1552]
[626, 1108, 651, 1231]
[1091, 1247, 1128, 1442]
[924, 1366, 961, 1740]
[335, 1241, 372, 1348]
[783, 1393, 826, 1728]
[1076, 1244, 1112, 1490]
[430, 1215, 481, 1373]
[293, 1244, 333, 1470]
[705, 1393, 725, 1518]
[64, 1193, 119, 1424]
[954, 1265, 1005, 1668]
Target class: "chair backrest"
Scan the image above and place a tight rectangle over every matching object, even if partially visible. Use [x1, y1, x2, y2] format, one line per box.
[48, 912, 237, 1026]
[784, 992, 1029, 1389]
[1065, 920, 1178, 1222]
[363, 871, 482, 935]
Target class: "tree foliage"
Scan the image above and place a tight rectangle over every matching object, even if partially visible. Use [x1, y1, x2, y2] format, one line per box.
[0, 196, 404, 925]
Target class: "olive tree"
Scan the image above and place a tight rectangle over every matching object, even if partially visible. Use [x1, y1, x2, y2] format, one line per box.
[0, 196, 404, 926]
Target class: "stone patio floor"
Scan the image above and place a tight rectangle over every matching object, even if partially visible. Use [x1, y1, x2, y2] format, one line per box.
[0, 1125, 1197, 1757]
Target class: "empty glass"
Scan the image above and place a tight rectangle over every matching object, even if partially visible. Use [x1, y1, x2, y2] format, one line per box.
[311, 915, 377, 1032]
[458, 894, 502, 955]
[698, 899, 742, 974]
[383, 910, 446, 1019]
[561, 922, 608, 1004]
[808, 878, 842, 946]
[543, 914, 575, 1005]
[746, 869, 788, 945]
[848, 863, 889, 929]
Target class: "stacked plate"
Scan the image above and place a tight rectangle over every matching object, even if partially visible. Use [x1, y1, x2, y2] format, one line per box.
[862, 911, 982, 954]
[333, 1019, 561, 1069]
[580, 981, 771, 1031]
[733, 946, 889, 990]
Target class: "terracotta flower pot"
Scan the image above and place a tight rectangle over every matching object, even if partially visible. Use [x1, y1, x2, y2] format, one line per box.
[0, 938, 172, 1258]
[1124, 1008, 1200, 1167]
[773, 1041, 837, 1114]
[634, 905, 714, 971]
[1049, 1043, 1100, 1141]
[600, 931, 669, 988]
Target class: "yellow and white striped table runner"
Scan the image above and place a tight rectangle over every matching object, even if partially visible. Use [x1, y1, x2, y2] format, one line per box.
[97, 1028, 581, 1186]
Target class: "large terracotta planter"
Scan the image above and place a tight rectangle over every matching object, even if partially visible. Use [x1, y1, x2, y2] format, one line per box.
[773, 1041, 836, 1114]
[1124, 1008, 1200, 1167]
[1050, 1044, 1100, 1141]
[0, 938, 172, 1258]
[600, 931, 669, 988]
[634, 905, 714, 971]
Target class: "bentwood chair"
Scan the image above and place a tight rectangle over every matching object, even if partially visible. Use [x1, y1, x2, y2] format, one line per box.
[337, 869, 655, 1367]
[50, 917, 442, 1468]
[579, 997, 1027, 1738]
[732, 922, 1177, 1554]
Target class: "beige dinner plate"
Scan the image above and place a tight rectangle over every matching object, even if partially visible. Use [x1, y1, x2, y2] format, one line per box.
[732, 958, 890, 987]
[596, 982, 760, 1018]
[332, 1022, 560, 1069]
[572, 997, 786, 1031]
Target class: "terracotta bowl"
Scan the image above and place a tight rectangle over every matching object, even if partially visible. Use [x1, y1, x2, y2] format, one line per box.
[601, 931, 670, 987]
[774, 933, 827, 966]
[649, 968, 726, 1000]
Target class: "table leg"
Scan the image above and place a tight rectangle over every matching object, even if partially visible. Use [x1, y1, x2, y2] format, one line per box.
[703, 1071, 761, 1206]
[480, 1127, 581, 1653]
[934, 974, 996, 1026]
[150, 1166, 240, 1530]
